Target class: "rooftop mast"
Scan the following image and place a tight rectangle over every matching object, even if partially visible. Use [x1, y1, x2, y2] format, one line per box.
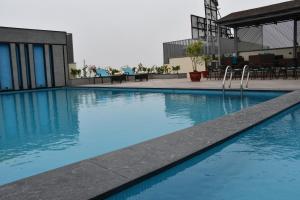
[191, 0, 232, 55]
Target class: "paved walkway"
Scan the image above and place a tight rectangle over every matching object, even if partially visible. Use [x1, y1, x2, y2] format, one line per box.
[79, 78, 300, 91]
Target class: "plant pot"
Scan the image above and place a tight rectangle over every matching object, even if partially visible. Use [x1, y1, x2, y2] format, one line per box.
[189, 71, 202, 82]
[202, 71, 209, 78]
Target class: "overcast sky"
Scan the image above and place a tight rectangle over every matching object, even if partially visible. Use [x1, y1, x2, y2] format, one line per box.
[0, 0, 287, 68]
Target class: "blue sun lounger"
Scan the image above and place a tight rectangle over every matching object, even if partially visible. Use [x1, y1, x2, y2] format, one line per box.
[95, 68, 126, 84]
[122, 67, 148, 81]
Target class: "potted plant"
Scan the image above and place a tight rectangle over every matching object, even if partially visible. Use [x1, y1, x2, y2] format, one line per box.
[88, 65, 97, 77]
[186, 41, 204, 82]
[146, 67, 154, 74]
[147, 66, 155, 74]
[108, 67, 120, 75]
[161, 65, 168, 74]
[155, 66, 164, 74]
[82, 65, 88, 78]
[137, 63, 146, 74]
[70, 68, 81, 79]
[172, 65, 181, 74]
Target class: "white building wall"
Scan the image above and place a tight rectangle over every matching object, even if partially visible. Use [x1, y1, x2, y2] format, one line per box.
[169, 57, 206, 77]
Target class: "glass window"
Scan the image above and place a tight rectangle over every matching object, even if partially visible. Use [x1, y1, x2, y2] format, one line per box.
[24, 44, 32, 89]
[33, 44, 46, 88]
[0, 43, 13, 90]
[15, 44, 23, 89]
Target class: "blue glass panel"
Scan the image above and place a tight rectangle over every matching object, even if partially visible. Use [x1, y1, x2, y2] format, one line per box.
[0, 43, 13, 90]
[24, 45, 31, 88]
[15, 45, 23, 89]
[49, 46, 55, 86]
[33, 45, 46, 88]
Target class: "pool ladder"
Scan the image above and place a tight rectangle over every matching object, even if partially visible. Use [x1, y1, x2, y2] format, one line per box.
[240, 65, 250, 93]
[222, 66, 233, 91]
[222, 65, 250, 93]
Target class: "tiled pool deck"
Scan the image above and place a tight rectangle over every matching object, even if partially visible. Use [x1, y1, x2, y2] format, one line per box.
[1, 79, 300, 200]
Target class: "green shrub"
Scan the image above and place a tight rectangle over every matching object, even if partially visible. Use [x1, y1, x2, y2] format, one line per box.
[186, 41, 204, 72]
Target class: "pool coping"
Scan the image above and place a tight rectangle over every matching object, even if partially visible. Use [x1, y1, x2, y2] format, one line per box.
[71, 85, 294, 93]
[0, 86, 293, 95]
[1, 90, 300, 200]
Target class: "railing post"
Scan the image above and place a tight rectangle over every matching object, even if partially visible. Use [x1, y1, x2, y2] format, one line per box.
[294, 19, 298, 68]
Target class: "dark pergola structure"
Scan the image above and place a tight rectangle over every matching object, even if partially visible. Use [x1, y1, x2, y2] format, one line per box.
[217, 0, 300, 66]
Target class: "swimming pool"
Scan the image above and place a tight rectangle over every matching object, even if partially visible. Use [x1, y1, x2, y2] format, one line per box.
[107, 103, 300, 200]
[0, 88, 282, 185]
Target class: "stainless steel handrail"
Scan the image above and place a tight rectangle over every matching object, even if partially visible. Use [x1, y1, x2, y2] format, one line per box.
[240, 65, 250, 92]
[222, 65, 233, 91]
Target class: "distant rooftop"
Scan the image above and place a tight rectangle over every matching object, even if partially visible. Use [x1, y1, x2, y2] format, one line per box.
[0, 26, 68, 34]
[217, 0, 300, 27]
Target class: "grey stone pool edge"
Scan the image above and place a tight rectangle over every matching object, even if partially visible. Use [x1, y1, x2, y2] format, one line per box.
[70, 85, 293, 92]
[1, 90, 300, 200]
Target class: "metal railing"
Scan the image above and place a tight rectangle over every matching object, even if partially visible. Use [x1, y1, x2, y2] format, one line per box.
[240, 65, 250, 92]
[222, 65, 233, 91]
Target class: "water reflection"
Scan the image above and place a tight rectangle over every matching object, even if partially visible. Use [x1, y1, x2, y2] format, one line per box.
[0, 90, 80, 162]
[164, 93, 257, 125]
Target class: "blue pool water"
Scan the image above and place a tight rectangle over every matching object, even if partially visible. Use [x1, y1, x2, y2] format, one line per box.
[108, 104, 300, 200]
[0, 88, 282, 185]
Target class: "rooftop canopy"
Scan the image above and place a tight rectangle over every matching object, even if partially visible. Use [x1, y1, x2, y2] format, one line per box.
[217, 0, 300, 27]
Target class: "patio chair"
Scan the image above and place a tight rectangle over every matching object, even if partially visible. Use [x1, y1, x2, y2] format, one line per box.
[252, 55, 267, 79]
[207, 63, 220, 80]
[295, 56, 300, 79]
[122, 67, 149, 81]
[249, 54, 276, 80]
[219, 57, 233, 80]
[277, 59, 295, 79]
[261, 54, 276, 80]
[220, 56, 246, 80]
